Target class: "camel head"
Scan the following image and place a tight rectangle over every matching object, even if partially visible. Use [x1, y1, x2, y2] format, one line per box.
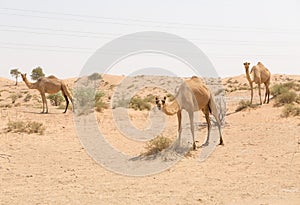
[243, 62, 250, 69]
[155, 96, 166, 110]
[21, 73, 27, 81]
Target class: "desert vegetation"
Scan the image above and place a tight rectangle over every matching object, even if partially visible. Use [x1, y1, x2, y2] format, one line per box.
[142, 135, 172, 156]
[5, 120, 45, 135]
[270, 82, 300, 117]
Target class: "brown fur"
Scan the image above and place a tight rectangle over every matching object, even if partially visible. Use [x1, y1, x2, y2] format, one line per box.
[156, 76, 223, 150]
[243, 62, 271, 105]
[21, 73, 73, 113]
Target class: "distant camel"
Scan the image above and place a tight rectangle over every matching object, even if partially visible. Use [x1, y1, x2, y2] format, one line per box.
[155, 76, 223, 150]
[243, 62, 271, 105]
[21, 73, 73, 113]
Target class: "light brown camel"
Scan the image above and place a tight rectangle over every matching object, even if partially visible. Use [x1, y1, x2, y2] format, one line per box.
[243, 62, 271, 105]
[21, 73, 73, 113]
[155, 76, 223, 150]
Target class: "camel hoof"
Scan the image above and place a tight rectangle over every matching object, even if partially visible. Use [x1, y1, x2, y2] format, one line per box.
[200, 142, 209, 148]
[193, 143, 196, 150]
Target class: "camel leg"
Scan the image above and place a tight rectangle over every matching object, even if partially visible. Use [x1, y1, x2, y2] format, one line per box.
[202, 109, 211, 147]
[258, 83, 262, 105]
[63, 94, 69, 113]
[40, 93, 46, 113]
[263, 83, 268, 104]
[188, 111, 196, 150]
[266, 84, 270, 104]
[177, 111, 182, 146]
[42, 93, 48, 113]
[211, 109, 224, 146]
[250, 82, 253, 105]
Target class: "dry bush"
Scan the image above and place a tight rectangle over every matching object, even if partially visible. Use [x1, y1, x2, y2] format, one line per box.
[23, 93, 32, 102]
[281, 104, 300, 117]
[271, 83, 299, 106]
[47, 92, 64, 106]
[275, 91, 297, 106]
[235, 100, 251, 112]
[95, 91, 108, 112]
[143, 135, 172, 156]
[129, 95, 154, 111]
[6, 120, 46, 135]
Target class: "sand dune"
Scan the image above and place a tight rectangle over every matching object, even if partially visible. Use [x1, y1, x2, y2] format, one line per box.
[0, 74, 299, 204]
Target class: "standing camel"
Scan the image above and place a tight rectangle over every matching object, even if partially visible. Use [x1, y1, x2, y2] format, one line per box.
[21, 73, 73, 113]
[243, 62, 271, 105]
[155, 76, 223, 150]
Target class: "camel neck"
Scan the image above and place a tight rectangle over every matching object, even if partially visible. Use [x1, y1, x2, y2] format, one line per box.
[162, 100, 180, 115]
[245, 68, 253, 82]
[23, 77, 36, 89]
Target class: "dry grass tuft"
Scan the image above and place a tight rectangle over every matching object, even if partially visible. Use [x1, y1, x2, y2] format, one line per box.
[281, 104, 300, 117]
[143, 135, 172, 156]
[5, 120, 46, 135]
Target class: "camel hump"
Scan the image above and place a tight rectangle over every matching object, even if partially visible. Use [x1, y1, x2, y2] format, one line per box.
[191, 76, 198, 79]
[257, 62, 264, 66]
[47, 75, 58, 79]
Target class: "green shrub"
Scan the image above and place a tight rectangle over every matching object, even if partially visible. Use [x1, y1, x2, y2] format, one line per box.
[74, 87, 108, 113]
[270, 84, 289, 97]
[47, 92, 64, 106]
[95, 91, 108, 112]
[88, 73, 102, 81]
[130, 96, 151, 111]
[6, 120, 45, 135]
[143, 135, 172, 156]
[275, 91, 297, 106]
[281, 104, 300, 117]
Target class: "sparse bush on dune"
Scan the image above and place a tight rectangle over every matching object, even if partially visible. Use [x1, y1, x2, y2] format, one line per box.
[271, 82, 299, 106]
[270, 84, 289, 97]
[143, 135, 172, 156]
[95, 91, 108, 112]
[74, 87, 108, 114]
[5, 120, 45, 135]
[130, 96, 151, 111]
[235, 100, 252, 112]
[129, 94, 155, 111]
[281, 104, 300, 117]
[275, 91, 297, 106]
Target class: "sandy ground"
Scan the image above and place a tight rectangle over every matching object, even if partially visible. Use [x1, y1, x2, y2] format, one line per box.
[0, 74, 300, 204]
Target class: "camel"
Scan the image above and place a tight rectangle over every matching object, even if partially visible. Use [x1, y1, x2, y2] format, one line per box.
[21, 73, 73, 113]
[243, 62, 271, 105]
[155, 76, 223, 150]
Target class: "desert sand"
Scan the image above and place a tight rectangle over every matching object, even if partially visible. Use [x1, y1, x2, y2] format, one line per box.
[0, 74, 299, 204]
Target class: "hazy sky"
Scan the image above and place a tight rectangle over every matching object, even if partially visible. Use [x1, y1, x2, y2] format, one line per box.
[0, 0, 299, 80]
